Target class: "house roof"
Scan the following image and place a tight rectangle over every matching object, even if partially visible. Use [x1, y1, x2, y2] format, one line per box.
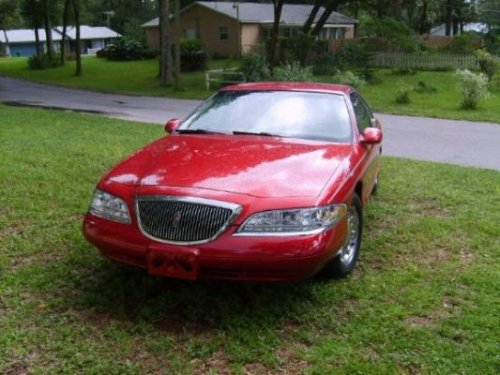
[142, 1, 357, 28]
[0, 29, 62, 43]
[0, 26, 121, 44]
[55, 25, 121, 40]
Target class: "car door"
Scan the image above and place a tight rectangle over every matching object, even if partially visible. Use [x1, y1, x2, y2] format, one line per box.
[350, 92, 382, 203]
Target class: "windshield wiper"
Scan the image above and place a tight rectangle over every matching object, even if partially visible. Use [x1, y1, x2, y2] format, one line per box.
[176, 128, 223, 134]
[232, 130, 280, 137]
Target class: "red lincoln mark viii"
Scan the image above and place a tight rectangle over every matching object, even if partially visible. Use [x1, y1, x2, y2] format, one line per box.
[83, 82, 383, 281]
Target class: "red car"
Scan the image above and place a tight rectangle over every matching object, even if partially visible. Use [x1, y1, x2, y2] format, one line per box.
[83, 82, 382, 281]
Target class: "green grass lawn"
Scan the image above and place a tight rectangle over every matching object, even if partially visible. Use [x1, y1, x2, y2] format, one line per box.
[1, 56, 499, 123]
[357, 69, 500, 123]
[1, 106, 499, 374]
[0, 56, 238, 100]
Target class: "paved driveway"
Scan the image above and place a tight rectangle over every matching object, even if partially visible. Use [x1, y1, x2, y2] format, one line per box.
[1, 76, 499, 171]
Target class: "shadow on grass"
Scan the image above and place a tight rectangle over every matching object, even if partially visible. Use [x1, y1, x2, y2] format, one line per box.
[50, 250, 321, 335]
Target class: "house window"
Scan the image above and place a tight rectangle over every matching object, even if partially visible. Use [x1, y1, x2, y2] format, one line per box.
[336, 28, 346, 39]
[186, 27, 196, 39]
[283, 27, 292, 38]
[219, 26, 229, 41]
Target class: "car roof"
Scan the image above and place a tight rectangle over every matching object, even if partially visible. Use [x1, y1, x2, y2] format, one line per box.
[221, 82, 353, 94]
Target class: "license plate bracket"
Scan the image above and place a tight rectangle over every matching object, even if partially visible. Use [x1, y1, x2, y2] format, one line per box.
[147, 245, 199, 280]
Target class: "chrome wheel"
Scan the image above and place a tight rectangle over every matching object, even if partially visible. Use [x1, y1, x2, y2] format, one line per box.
[338, 204, 360, 266]
[320, 194, 362, 279]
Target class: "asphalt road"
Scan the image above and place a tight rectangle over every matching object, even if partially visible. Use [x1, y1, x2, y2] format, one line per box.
[1, 76, 499, 171]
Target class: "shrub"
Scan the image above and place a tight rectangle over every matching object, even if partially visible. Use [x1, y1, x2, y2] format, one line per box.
[179, 38, 208, 72]
[336, 41, 373, 68]
[27, 54, 60, 70]
[442, 33, 479, 54]
[395, 82, 411, 104]
[455, 69, 490, 109]
[332, 69, 367, 88]
[358, 16, 422, 52]
[414, 81, 437, 94]
[105, 38, 156, 61]
[313, 52, 339, 75]
[273, 61, 313, 81]
[285, 31, 316, 64]
[392, 67, 416, 75]
[240, 53, 270, 82]
[475, 49, 497, 81]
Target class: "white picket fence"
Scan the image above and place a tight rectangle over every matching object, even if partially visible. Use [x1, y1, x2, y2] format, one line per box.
[373, 52, 491, 70]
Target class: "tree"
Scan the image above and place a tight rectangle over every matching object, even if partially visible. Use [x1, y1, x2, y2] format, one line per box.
[269, 0, 284, 72]
[20, 0, 44, 58]
[72, 0, 82, 76]
[42, 0, 55, 60]
[60, 0, 70, 64]
[158, 0, 173, 86]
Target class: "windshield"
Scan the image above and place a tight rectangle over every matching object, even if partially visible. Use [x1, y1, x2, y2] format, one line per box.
[180, 90, 352, 143]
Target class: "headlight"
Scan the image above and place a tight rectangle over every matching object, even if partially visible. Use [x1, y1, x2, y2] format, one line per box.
[237, 204, 347, 235]
[89, 189, 131, 223]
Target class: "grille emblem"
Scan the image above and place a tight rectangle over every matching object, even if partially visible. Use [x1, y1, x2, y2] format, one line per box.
[172, 211, 182, 227]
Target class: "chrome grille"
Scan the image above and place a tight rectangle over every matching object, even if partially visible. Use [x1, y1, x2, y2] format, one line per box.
[136, 196, 241, 244]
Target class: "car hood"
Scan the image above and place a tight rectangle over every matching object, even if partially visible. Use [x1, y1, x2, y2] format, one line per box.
[104, 134, 353, 198]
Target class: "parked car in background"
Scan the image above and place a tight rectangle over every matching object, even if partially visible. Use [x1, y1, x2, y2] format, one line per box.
[83, 82, 383, 281]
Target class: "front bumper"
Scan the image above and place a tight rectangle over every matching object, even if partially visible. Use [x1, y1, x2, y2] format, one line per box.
[83, 213, 348, 281]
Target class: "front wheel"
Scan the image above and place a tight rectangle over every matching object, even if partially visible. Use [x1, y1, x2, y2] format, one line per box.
[322, 194, 363, 279]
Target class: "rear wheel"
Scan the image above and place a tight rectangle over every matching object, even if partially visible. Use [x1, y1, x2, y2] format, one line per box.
[322, 194, 363, 278]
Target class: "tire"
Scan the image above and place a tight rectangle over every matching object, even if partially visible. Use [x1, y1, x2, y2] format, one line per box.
[322, 194, 363, 279]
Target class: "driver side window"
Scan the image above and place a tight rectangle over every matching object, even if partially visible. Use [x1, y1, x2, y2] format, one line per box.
[350, 93, 372, 133]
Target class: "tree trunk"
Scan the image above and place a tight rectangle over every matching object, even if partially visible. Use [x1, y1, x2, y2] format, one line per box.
[60, 0, 70, 65]
[303, 0, 323, 34]
[269, 0, 284, 72]
[174, 0, 181, 90]
[393, 0, 403, 19]
[43, 0, 53, 60]
[72, 0, 82, 76]
[418, 0, 428, 34]
[158, 0, 173, 86]
[310, 0, 341, 37]
[445, 0, 452, 36]
[34, 27, 42, 58]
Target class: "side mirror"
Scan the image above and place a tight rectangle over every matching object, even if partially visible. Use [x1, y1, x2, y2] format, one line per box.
[360, 127, 383, 145]
[165, 119, 180, 134]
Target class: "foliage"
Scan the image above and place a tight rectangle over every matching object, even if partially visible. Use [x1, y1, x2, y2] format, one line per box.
[179, 38, 208, 72]
[414, 80, 438, 94]
[392, 67, 416, 75]
[240, 52, 270, 82]
[455, 69, 490, 109]
[273, 61, 313, 81]
[441, 33, 480, 54]
[337, 41, 374, 68]
[395, 89, 411, 104]
[284, 31, 316, 64]
[395, 81, 411, 104]
[332, 69, 367, 88]
[312, 52, 339, 75]
[105, 38, 156, 61]
[358, 16, 422, 52]
[27, 54, 60, 70]
[475, 49, 497, 81]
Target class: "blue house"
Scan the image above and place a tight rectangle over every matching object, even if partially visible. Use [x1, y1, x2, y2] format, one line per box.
[1, 26, 120, 57]
[1, 29, 62, 57]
